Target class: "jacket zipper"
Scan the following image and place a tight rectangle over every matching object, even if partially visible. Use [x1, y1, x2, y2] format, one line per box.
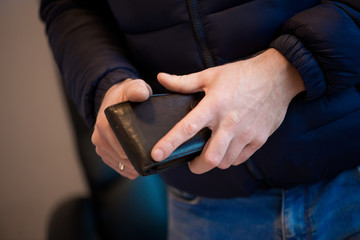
[186, 0, 215, 68]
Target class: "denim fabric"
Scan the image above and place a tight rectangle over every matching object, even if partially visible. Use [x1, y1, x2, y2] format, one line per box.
[167, 166, 360, 240]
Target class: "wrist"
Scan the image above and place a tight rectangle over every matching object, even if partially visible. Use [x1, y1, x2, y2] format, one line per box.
[265, 48, 305, 103]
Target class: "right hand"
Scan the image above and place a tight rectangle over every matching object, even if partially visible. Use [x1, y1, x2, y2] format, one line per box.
[91, 78, 153, 179]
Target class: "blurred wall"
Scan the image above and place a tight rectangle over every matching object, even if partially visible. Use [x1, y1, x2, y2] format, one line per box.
[0, 0, 88, 239]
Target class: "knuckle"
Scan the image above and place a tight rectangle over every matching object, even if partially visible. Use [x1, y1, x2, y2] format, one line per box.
[217, 154, 236, 170]
[209, 95, 224, 108]
[223, 111, 241, 129]
[127, 79, 148, 93]
[119, 151, 128, 159]
[232, 158, 244, 166]
[176, 80, 188, 92]
[91, 129, 99, 146]
[91, 123, 107, 144]
[233, 154, 248, 166]
[91, 135, 97, 146]
[252, 134, 268, 149]
[217, 162, 230, 170]
[130, 78, 144, 86]
[240, 127, 255, 141]
[133, 79, 147, 89]
[94, 146, 102, 156]
[202, 153, 221, 168]
[163, 136, 178, 151]
[178, 74, 189, 83]
[182, 121, 198, 136]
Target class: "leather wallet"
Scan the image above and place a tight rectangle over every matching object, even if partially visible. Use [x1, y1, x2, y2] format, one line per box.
[105, 93, 211, 176]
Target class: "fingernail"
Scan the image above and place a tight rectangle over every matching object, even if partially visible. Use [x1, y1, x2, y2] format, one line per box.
[152, 148, 164, 161]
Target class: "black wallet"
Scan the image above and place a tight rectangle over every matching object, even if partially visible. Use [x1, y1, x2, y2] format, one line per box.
[105, 93, 211, 176]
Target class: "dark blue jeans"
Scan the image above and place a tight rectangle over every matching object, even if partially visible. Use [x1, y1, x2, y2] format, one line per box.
[168, 166, 360, 240]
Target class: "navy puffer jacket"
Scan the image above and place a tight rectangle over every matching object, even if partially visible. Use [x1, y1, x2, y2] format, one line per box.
[40, 0, 360, 197]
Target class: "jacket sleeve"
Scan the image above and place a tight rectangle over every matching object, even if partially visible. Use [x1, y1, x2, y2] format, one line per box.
[270, 0, 360, 100]
[40, 0, 140, 126]
[253, 0, 360, 187]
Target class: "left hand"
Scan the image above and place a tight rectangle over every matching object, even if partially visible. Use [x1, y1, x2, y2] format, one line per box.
[92, 78, 153, 179]
[151, 48, 305, 174]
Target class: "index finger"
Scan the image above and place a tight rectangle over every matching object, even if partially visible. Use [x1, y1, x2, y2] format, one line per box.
[151, 99, 212, 161]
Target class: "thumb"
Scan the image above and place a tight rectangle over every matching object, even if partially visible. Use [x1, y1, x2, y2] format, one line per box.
[125, 79, 153, 102]
[157, 72, 204, 93]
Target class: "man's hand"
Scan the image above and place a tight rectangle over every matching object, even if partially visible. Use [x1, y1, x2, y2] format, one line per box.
[92, 79, 152, 179]
[151, 48, 305, 174]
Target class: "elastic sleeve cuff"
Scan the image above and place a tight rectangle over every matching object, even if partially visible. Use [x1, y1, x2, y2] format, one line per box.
[270, 34, 326, 100]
